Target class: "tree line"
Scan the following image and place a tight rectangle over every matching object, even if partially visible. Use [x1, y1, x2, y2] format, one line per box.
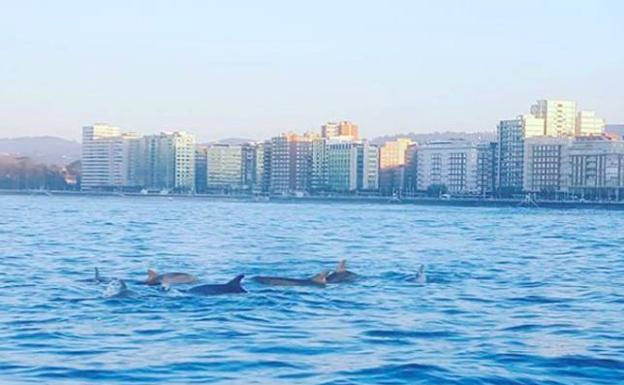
[0, 155, 81, 190]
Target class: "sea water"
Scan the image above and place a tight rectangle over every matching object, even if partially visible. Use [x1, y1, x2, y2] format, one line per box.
[1, 195, 623, 384]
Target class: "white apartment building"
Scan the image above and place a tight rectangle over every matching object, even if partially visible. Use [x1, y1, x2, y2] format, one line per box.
[172, 132, 196, 191]
[416, 139, 478, 194]
[357, 141, 379, 191]
[81, 124, 140, 190]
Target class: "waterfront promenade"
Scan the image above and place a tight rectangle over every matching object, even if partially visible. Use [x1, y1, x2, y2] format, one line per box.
[2, 189, 623, 210]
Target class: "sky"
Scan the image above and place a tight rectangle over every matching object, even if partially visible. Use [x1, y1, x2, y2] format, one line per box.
[1, 0, 622, 142]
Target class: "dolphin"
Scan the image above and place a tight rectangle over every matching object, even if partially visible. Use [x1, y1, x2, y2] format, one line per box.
[103, 278, 134, 298]
[327, 260, 358, 283]
[79, 267, 110, 284]
[253, 271, 329, 287]
[188, 274, 247, 296]
[144, 269, 198, 286]
[414, 264, 426, 284]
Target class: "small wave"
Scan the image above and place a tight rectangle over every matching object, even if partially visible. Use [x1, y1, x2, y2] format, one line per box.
[364, 329, 457, 339]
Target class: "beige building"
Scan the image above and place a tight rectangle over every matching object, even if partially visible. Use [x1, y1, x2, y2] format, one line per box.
[380, 138, 413, 169]
[530, 99, 577, 137]
[576, 111, 605, 136]
[522, 136, 572, 194]
[321, 121, 359, 140]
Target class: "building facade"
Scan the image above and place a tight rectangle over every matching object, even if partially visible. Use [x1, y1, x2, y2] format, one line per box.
[321, 121, 359, 140]
[379, 137, 413, 195]
[568, 136, 624, 200]
[269, 133, 316, 194]
[253, 141, 271, 193]
[195, 146, 207, 193]
[576, 111, 605, 136]
[81, 124, 141, 190]
[356, 141, 380, 192]
[522, 136, 571, 196]
[138, 131, 196, 192]
[416, 140, 478, 194]
[497, 115, 544, 195]
[476, 142, 498, 197]
[310, 138, 328, 192]
[530, 99, 577, 137]
[326, 141, 358, 192]
[206, 144, 245, 191]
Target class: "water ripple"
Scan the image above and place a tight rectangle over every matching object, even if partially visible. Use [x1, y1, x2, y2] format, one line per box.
[1, 195, 623, 384]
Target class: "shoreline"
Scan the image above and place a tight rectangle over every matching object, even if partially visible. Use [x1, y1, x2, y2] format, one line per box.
[1, 189, 623, 210]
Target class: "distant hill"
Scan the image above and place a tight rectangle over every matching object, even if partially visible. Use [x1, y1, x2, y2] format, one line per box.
[0, 136, 81, 166]
[202, 137, 256, 146]
[371, 131, 496, 145]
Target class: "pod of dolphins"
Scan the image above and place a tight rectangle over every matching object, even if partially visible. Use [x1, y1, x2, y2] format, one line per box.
[95, 260, 426, 298]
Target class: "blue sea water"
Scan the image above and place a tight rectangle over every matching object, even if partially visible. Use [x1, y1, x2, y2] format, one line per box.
[1, 195, 623, 385]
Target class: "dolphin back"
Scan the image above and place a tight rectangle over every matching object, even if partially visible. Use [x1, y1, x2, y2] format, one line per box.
[226, 274, 245, 290]
[189, 274, 246, 295]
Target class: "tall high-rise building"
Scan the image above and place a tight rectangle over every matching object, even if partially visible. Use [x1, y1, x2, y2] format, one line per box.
[356, 141, 380, 192]
[242, 143, 256, 189]
[172, 132, 196, 191]
[253, 141, 271, 192]
[326, 141, 358, 192]
[194, 146, 207, 193]
[81, 124, 140, 190]
[205, 144, 246, 190]
[379, 137, 413, 195]
[139, 133, 175, 190]
[530, 99, 577, 137]
[403, 144, 418, 194]
[576, 111, 605, 136]
[321, 121, 359, 140]
[310, 137, 328, 192]
[497, 115, 544, 195]
[476, 142, 498, 197]
[416, 139, 478, 194]
[138, 131, 196, 192]
[269, 132, 316, 194]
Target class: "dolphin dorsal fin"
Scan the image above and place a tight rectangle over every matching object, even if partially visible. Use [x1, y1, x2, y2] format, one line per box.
[147, 269, 158, 280]
[336, 259, 347, 272]
[95, 267, 101, 281]
[311, 271, 329, 284]
[227, 274, 245, 288]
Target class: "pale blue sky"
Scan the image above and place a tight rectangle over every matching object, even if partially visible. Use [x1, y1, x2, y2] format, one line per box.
[1, 0, 622, 141]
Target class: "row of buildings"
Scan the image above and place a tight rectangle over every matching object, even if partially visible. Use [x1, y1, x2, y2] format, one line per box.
[81, 100, 624, 200]
[81, 121, 379, 194]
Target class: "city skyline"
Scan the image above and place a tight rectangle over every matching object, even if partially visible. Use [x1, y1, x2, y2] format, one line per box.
[72, 98, 624, 201]
[1, 1, 623, 141]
